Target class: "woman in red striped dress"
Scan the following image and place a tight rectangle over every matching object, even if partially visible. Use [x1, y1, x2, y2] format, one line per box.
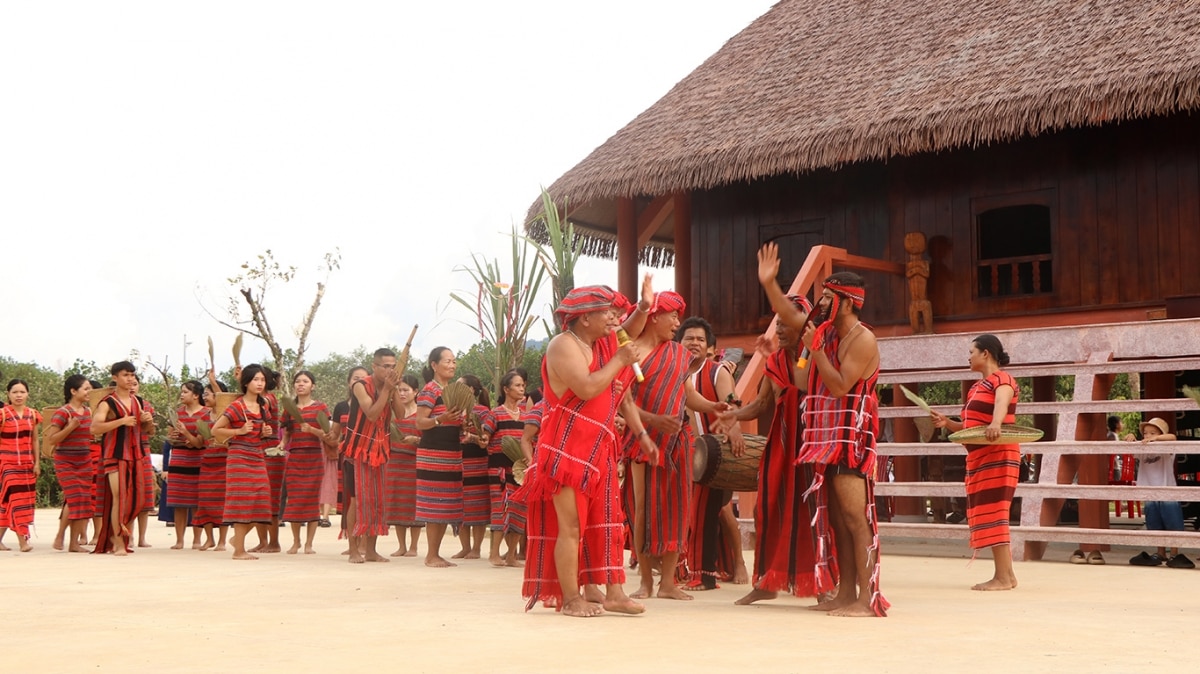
[415, 347, 465, 568]
[282, 370, 333, 555]
[387, 374, 422, 557]
[931, 334, 1020, 591]
[0, 379, 42, 552]
[195, 381, 230, 551]
[166, 380, 209, 550]
[457, 374, 491, 560]
[213, 365, 274, 560]
[47, 375, 94, 552]
[482, 370, 527, 567]
[257, 368, 284, 553]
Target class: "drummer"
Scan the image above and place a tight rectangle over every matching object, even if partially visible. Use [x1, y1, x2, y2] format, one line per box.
[675, 317, 749, 590]
[930, 334, 1020, 591]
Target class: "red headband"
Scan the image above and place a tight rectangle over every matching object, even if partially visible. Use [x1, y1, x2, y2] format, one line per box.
[787, 294, 813, 315]
[555, 285, 617, 327]
[823, 281, 865, 310]
[650, 290, 686, 316]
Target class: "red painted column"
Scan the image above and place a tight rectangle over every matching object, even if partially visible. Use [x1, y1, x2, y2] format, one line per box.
[672, 192, 692, 305]
[617, 197, 637, 300]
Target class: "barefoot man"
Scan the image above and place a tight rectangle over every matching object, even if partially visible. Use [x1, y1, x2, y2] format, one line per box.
[786, 262, 889, 617]
[91, 361, 155, 555]
[342, 348, 405, 564]
[718, 275, 837, 608]
[519, 284, 656, 617]
[624, 293, 729, 601]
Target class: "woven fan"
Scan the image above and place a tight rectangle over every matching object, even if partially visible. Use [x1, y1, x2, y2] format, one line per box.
[898, 385, 933, 414]
[264, 444, 286, 457]
[948, 424, 1044, 445]
[512, 457, 529, 485]
[279, 395, 304, 426]
[442, 381, 475, 414]
[194, 419, 214, 440]
[501, 436, 524, 463]
[1184, 385, 1200, 408]
[315, 409, 331, 433]
[231, 333, 244, 369]
[389, 422, 403, 444]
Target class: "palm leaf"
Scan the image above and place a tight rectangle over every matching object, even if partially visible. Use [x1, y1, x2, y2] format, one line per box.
[195, 419, 213, 440]
[280, 395, 304, 426]
[232, 333, 244, 368]
[501, 436, 524, 463]
[315, 409, 331, 433]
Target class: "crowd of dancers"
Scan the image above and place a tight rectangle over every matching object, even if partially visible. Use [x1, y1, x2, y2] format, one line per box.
[1, 244, 1033, 618]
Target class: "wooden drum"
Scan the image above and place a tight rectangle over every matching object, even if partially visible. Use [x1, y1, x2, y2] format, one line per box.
[692, 433, 766, 493]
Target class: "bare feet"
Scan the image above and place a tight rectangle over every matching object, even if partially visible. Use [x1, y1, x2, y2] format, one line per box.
[53, 537, 65, 551]
[19, 538, 33, 552]
[138, 542, 152, 548]
[465, 550, 481, 560]
[630, 583, 654, 600]
[391, 548, 408, 558]
[732, 565, 750, 585]
[192, 542, 204, 550]
[829, 602, 876, 617]
[171, 542, 184, 550]
[112, 536, 127, 556]
[603, 596, 645, 615]
[348, 553, 365, 564]
[364, 551, 389, 562]
[403, 549, 417, 557]
[583, 586, 606, 604]
[263, 544, 282, 553]
[287, 544, 300, 555]
[561, 596, 604, 618]
[425, 555, 457, 568]
[199, 541, 215, 551]
[489, 556, 507, 568]
[809, 596, 853, 612]
[68, 543, 86, 553]
[0, 542, 10, 551]
[214, 544, 227, 552]
[656, 584, 694, 601]
[505, 557, 524, 568]
[232, 551, 259, 560]
[450, 549, 469, 559]
[972, 577, 1018, 591]
[249, 543, 265, 553]
[304, 546, 315, 554]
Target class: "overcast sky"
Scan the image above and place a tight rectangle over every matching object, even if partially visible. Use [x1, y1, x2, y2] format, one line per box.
[1, 1, 775, 374]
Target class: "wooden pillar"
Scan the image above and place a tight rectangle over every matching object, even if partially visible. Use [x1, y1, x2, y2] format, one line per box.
[617, 197, 637, 300]
[891, 383, 923, 520]
[672, 192, 692, 305]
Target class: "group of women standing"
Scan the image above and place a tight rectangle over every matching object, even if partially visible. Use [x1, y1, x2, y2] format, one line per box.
[0, 346, 541, 565]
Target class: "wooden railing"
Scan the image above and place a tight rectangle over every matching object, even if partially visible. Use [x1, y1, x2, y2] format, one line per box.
[732, 245, 904, 407]
[873, 318, 1200, 559]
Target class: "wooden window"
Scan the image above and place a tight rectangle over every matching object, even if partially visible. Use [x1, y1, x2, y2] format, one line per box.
[975, 204, 1053, 298]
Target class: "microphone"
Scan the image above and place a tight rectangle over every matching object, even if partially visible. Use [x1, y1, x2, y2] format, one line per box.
[615, 328, 644, 382]
[795, 305, 829, 369]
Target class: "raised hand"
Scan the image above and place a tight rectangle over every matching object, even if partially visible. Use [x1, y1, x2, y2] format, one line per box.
[640, 272, 655, 310]
[757, 242, 781, 287]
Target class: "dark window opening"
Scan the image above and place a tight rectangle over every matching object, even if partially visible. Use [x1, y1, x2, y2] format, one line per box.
[976, 205, 1053, 298]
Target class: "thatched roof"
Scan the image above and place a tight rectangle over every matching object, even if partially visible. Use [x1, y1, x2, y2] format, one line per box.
[529, 0, 1200, 262]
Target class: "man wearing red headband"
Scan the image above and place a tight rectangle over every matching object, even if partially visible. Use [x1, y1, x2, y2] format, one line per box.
[757, 243, 888, 617]
[624, 290, 729, 601]
[520, 279, 659, 617]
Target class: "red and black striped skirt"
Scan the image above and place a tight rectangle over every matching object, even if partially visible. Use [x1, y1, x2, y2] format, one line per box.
[386, 448, 419, 527]
[282, 447, 323, 523]
[139, 455, 156, 512]
[265, 453, 285, 519]
[415, 426, 463, 524]
[165, 445, 202, 509]
[462, 441, 490, 527]
[53, 448, 94, 519]
[223, 444, 271, 524]
[193, 448, 228, 527]
[0, 461, 36, 537]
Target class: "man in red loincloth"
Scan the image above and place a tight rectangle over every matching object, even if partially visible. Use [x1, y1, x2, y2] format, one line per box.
[91, 361, 155, 556]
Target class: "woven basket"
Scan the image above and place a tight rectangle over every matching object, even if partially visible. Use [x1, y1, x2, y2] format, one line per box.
[948, 424, 1044, 445]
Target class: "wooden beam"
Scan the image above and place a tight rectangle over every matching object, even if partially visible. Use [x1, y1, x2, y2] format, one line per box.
[673, 192, 692, 302]
[636, 194, 673, 248]
[617, 197, 637, 300]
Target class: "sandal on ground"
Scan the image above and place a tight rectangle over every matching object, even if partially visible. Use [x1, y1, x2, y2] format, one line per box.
[1069, 549, 1087, 564]
[1167, 553, 1196, 569]
[1129, 551, 1163, 566]
[1086, 551, 1105, 565]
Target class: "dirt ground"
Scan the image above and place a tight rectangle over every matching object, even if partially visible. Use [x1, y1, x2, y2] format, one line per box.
[5, 508, 1196, 673]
